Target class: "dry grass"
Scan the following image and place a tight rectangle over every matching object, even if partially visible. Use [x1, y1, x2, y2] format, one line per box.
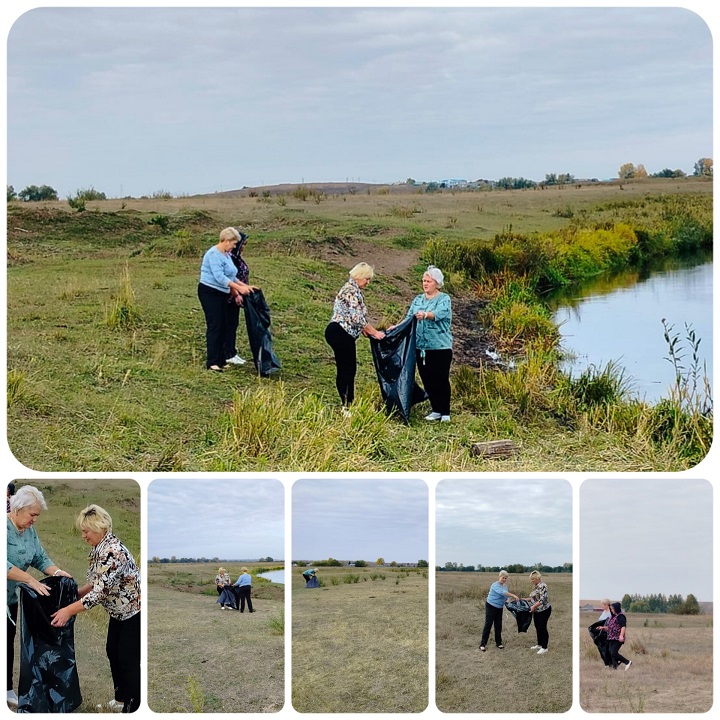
[292, 566, 428, 712]
[579, 610, 712, 712]
[436, 571, 572, 712]
[147, 562, 284, 713]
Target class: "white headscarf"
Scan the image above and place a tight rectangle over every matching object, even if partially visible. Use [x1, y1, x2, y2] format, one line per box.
[425, 265, 444, 287]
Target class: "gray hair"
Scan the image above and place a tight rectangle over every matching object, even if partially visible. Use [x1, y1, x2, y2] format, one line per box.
[498, 570, 509, 579]
[219, 227, 241, 243]
[424, 264, 444, 287]
[10, 485, 48, 513]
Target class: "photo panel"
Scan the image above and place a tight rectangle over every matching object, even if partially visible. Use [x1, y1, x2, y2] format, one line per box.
[579, 478, 713, 713]
[147, 478, 284, 713]
[435, 478, 572, 713]
[6, 478, 141, 712]
[292, 478, 428, 713]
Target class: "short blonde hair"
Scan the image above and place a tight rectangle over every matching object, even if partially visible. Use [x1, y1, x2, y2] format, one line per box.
[349, 262, 374, 281]
[76, 504, 113, 535]
[10, 486, 48, 513]
[218, 567, 227, 573]
[529, 570, 542, 581]
[219, 227, 240, 243]
[241, 567, 249, 573]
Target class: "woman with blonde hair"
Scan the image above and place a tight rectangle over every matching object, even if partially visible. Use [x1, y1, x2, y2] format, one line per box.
[50, 505, 141, 712]
[198, 227, 257, 372]
[524, 570, 552, 654]
[325, 262, 385, 414]
[479, 570, 519, 652]
[215, 567, 232, 609]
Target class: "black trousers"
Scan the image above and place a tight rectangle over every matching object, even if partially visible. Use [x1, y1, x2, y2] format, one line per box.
[198, 283, 231, 368]
[325, 322, 358, 406]
[238, 585, 253, 613]
[106, 612, 141, 713]
[608, 639, 630, 669]
[416, 349, 452, 415]
[533, 606, 552, 648]
[7, 602, 18, 687]
[480, 602, 504, 647]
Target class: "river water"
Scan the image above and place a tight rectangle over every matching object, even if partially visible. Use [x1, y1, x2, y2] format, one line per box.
[549, 255, 713, 404]
[258, 569, 285, 584]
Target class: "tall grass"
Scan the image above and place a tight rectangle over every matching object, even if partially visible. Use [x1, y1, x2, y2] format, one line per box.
[105, 265, 142, 328]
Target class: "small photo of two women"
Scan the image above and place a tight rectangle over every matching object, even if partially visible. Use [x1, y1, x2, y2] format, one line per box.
[6, 479, 140, 713]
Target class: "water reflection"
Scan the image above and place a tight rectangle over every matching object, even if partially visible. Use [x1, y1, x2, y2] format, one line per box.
[550, 255, 712, 404]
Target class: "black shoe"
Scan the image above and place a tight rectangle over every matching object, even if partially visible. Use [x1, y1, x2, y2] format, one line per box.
[250, 609, 255, 613]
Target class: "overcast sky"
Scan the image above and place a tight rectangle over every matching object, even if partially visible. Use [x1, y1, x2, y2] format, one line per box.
[4, 2, 713, 198]
[436, 479, 572, 567]
[148, 478, 283, 559]
[292, 479, 427, 563]
[580, 479, 712, 601]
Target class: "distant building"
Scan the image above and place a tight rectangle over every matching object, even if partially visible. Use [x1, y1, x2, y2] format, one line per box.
[440, 178, 468, 188]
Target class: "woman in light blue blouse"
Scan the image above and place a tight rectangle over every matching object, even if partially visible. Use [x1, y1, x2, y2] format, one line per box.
[403, 265, 453, 421]
[324, 262, 385, 414]
[198, 227, 255, 372]
[6, 485, 72, 709]
[479, 570, 519, 652]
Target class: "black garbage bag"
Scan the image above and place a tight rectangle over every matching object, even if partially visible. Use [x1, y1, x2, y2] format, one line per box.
[588, 620, 612, 665]
[304, 577, 320, 589]
[216, 586, 240, 609]
[505, 599, 533, 633]
[17, 576, 82, 713]
[243, 289, 282, 377]
[369, 316, 428, 423]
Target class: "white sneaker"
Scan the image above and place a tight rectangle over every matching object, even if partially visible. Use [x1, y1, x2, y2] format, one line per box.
[537, 648, 548, 654]
[220, 605, 226, 610]
[425, 412, 441, 421]
[341, 407, 352, 418]
[441, 415, 451, 422]
[96, 700, 123, 712]
[625, 660, 632, 671]
[225, 354, 247, 365]
[7, 690, 19, 707]
[530, 645, 541, 650]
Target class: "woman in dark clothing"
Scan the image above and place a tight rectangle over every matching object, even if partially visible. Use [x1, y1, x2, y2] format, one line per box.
[600, 602, 632, 670]
[224, 230, 250, 366]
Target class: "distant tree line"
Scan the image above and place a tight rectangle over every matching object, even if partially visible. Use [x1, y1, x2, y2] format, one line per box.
[294, 557, 429, 568]
[621, 592, 702, 615]
[150, 555, 276, 563]
[437, 562, 572, 573]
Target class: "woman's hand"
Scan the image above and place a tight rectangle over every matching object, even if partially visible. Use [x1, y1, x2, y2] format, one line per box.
[27, 578, 51, 596]
[50, 607, 73, 627]
[374, 331, 386, 340]
[415, 310, 432, 321]
[53, 569, 73, 579]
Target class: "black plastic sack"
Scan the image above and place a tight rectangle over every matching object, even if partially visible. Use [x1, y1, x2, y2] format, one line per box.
[588, 620, 612, 665]
[243, 289, 282, 377]
[304, 577, 319, 588]
[216, 586, 239, 609]
[505, 599, 533, 633]
[17, 576, 82, 713]
[369, 316, 427, 423]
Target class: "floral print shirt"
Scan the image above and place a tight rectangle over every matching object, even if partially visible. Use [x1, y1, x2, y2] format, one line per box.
[529, 581, 550, 612]
[81, 532, 141, 621]
[607, 613, 627, 641]
[330, 279, 368, 338]
[215, 572, 231, 587]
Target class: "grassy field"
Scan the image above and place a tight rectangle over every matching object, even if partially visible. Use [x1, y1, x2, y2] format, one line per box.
[6, 177, 712, 471]
[579, 610, 713, 713]
[292, 565, 428, 712]
[7, 479, 140, 713]
[147, 561, 284, 713]
[436, 571, 572, 713]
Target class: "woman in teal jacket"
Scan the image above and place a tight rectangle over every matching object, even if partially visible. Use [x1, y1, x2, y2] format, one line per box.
[403, 265, 453, 422]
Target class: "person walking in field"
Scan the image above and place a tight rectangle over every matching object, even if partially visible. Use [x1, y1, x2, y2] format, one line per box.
[599, 602, 632, 670]
[234, 567, 255, 613]
[325, 262, 385, 415]
[480, 570, 520, 652]
[524, 570, 552, 654]
[394, 265, 453, 422]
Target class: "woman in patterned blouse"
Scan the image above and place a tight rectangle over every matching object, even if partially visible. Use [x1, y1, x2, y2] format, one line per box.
[525, 570, 552, 654]
[51, 505, 141, 712]
[324, 262, 385, 414]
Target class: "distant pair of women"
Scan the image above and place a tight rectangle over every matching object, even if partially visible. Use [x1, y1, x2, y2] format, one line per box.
[325, 262, 453, 421]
